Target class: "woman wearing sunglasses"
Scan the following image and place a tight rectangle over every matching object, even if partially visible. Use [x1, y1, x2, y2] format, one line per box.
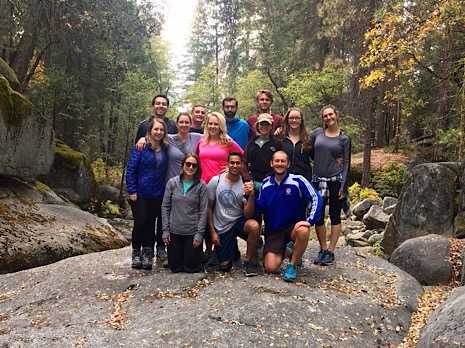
[161, 153, 208, 273]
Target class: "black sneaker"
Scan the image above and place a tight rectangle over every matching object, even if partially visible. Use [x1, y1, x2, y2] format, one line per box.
[131, 248, 142, 269]
[320, 250, 335, 266]
[141, 247, 154, 270]
[244, 261, 258, 277]
[313, 249, 325, 265]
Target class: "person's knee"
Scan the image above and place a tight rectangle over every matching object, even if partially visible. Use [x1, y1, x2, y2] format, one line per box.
[244, 219, 260, 235]
[263, 255, 281, 273]
[294, 226, 310, 241]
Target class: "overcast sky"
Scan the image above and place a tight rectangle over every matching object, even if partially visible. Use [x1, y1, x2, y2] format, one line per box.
[160, 0, 197, 96]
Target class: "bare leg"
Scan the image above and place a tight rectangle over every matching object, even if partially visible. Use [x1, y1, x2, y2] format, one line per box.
[327, 223, 341, 252]
[244, 219, 260, 262]
[291, 222, 310, 265]
[315, 224, 327, 251]
[263, 252, 282, 273]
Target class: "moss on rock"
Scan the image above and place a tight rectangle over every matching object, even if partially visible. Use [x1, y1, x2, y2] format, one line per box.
[33, 181, 52, 193]
[55, 139, 89, 169]
[0, 57, 19, 87]
[0, 75, 32, 127]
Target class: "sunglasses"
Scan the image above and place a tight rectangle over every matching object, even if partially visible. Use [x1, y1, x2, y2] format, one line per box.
[184, 162, 198, 168]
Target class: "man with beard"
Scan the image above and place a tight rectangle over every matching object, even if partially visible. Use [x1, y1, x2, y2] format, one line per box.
[244, 151, 323, 282]
[134, 94, 177, 141]
[247, 90, 283, 138]
[190, 104, 206, 134]
[222, 97, 249, 150]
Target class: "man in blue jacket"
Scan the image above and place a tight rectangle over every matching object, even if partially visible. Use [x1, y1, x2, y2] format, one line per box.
[244, 150, 323, 282]
[222, 97, 249, 150]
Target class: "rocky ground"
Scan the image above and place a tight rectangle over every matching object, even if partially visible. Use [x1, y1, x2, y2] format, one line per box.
[0, 242, 422, 347]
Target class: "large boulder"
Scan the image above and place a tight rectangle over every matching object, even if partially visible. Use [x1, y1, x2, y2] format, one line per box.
[96, 184, 121, 204]
[40, 139, 95, 204]
[383, 162, 462, 255]
[0, 102, 54, 178]
[389, 235, 452, 285]
[352, 198, 379, 220]
[0, 242, 422, 347]
[418, 286, 465, 347]
[0, 177, 128, 273]
[455, 212, 465, 238]
[363, 205, 390, 229]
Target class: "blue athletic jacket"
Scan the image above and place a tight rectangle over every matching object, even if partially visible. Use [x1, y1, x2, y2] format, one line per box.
[255, 172, 323, 235]
[126, 144, 168, 199]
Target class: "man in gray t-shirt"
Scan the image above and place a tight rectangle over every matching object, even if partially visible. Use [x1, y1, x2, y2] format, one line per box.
[207, 153, 261, 274]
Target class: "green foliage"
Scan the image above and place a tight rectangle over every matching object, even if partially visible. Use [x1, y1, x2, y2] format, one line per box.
[371, 162, 407, 198]
[91, 158, 123, 188]
[100, 200, 120, 217]
[348, 183, 382, 205]
[280, 63, 349, 115]
[185, 61, 221, 110]
[235, 70, 273, 117]
[435, 128, 463, 161]
[372, 240, 384, 257]
[33, 181, 52, 193]
[341, 122, 363, 153]
[0, 57, 19, 87]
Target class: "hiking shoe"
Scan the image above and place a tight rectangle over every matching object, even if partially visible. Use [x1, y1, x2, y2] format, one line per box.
[285, 241, 302, 267]
[219, 261, 232, 273]
[141, 247, 154, 270]
[282, 263, 297, 282]
[320, 250, 335, 266]
[131, 248, 142, 269]
[244, 261, 258, 277]
[313, 249, 325, 265]
[156, 246, 167, 260]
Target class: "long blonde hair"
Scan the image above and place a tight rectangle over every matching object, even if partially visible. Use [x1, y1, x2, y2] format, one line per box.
[281, 107, 310, 151]
[203, 112, 230, 145]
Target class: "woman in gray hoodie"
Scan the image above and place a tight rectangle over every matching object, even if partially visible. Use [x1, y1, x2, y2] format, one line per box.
[162, 153, 208, 272]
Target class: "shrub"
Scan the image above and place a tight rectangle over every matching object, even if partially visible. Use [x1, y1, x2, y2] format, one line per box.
[348, 183, 382, 205]
[371, 162, 407, 198]
[91, 158, 122, 187]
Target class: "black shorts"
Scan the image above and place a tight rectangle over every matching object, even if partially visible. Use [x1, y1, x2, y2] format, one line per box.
[263, 226, 293, 255]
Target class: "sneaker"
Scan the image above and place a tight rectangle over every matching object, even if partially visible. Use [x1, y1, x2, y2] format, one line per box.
[244, 261, 258, 277]
[285, 241, 303, 267]
[320, 250, 335, 266]
[131, 248, 142, 269]
[141, 247, 154, 270]
[282, 263, 297, 282]
[313, 249, 325, 265]
[206, 252, 219, 268]
[156, 246, 167, 260]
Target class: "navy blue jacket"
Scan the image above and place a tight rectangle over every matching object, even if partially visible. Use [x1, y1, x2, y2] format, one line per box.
[126, 144, 169, 199]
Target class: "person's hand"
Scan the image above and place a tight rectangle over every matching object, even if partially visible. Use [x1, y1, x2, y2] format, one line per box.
[163, 234, 171, 246]
[296, 221, 310, 230]
[193, 239, 202, 248]
[211, 230, 220, 246]
[128, 193, 137, 201]
[243, 181, 255, 196]
[136, 137, 146, 150]
[338, 191, 344, 200]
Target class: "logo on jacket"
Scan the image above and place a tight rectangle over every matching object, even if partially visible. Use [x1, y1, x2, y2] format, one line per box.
[285, 188, 292, 195]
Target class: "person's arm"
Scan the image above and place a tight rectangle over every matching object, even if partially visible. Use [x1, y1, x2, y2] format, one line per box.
[206, 178, 220, 246]
[243, 181, 256, 219]
[125, 147, 141, 201]
[194, 184, 209, 246]
[297, 177, 323, 226]
[161, 179, 174, 244]
[309, 129, 317, 160]
[339, 135, 352, 197]
[134, 121, 146, 144]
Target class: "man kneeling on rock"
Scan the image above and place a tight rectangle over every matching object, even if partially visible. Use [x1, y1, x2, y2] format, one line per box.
[244, 151, 323, 282]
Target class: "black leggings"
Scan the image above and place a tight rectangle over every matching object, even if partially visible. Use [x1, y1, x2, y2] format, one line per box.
[313, 181, 342, 226]
[130, 197, 163, 250]
[167, 234, 203, 273]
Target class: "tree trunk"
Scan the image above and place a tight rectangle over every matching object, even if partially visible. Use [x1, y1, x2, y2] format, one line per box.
[361, 91, 374, 187]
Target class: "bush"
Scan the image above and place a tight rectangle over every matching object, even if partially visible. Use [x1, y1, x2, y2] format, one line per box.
[91, 158, 122, 187]
[348, 183, 381, 205]
[371, 162, 406, 198]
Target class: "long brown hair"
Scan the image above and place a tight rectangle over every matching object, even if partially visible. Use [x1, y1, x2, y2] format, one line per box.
[282, 107, 310, 151]
[146, 118, 169, 150]
[319, 104, 340, 129]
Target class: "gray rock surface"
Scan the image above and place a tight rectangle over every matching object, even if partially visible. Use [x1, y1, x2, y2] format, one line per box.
[383, 205, 396, 215]
[390, 235, 452, 285]
[108, 218, 133, 241]
[96, 184, 121, 204]
[383, 162, 462, 255]
[363, 205, 390, 230]
[417, 286, 465, 348]
[454, 211, 465, 238]
[368, 233, 384, 245]
[383, 197, 398, 209]
[0, 111, 54, 178]
[0, 242, 422, 347]
[0, 178, 128, 273]
[352, 199, 379, 220]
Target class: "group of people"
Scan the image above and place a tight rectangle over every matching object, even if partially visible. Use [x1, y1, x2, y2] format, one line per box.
[125, 90, 351, 282]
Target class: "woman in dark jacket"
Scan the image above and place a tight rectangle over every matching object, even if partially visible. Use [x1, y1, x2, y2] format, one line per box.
[162, 153, 208, 273]
[280, 107, 312, 182]
[126, 118, 169, 270]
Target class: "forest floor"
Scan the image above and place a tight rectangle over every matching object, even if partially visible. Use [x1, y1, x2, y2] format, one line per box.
[351, 148, 412, 171]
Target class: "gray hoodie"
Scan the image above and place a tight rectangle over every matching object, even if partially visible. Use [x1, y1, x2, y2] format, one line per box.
[161, 175, 208, 242]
